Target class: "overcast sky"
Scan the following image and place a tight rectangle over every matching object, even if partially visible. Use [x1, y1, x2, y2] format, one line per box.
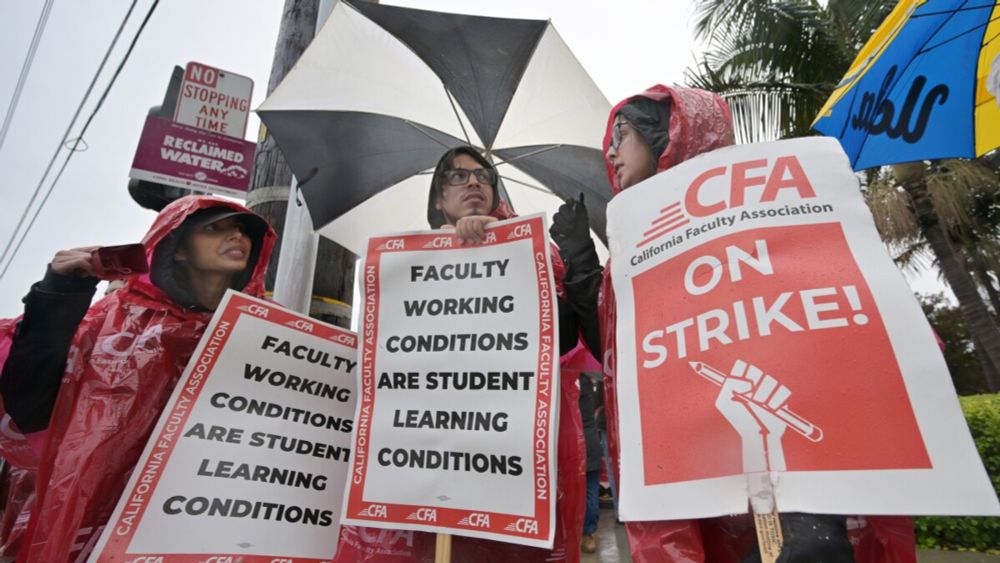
[0, 0, 945, 318]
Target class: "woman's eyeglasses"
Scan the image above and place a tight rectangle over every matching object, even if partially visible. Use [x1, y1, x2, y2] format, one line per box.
[442, 168, 496, 186]
[610, 120, 629, 150]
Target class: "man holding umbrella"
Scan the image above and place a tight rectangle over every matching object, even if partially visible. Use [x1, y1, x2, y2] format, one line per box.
[335, 145, 590, 562]
[427, 145, 594, 358]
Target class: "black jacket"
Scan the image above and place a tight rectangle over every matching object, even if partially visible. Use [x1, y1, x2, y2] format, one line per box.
[0, 268, 97, 433]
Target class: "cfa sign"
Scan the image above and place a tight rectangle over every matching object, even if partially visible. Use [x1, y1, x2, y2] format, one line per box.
[173, 61, 253, 138]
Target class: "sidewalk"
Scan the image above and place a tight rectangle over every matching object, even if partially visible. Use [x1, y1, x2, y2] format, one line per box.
[581, 509, 1000, 562]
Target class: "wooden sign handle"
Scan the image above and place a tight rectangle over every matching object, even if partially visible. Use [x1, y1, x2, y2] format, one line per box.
[435, 533, 452, 563]
[754, 509, 784, 563]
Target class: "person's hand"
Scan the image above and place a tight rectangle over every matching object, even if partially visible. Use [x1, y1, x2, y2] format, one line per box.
[50, 246, 100, 278]
[550, 193, 591, 250]
[550, 193, 598, 276]
[446, 215, 498, 245]
[715, 359, 790, 472]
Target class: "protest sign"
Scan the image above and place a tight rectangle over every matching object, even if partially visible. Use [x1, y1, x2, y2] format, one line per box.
[608, 137, 1000, 520]
[90, 291, 357, 562]
[342, 214, 558, 548]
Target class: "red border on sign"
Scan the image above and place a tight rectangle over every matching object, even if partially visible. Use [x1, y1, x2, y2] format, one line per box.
[96, 292, 354, 562]
[344, 216, 556, 543]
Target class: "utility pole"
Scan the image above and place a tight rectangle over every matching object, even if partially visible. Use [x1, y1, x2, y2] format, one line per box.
[247, 0, 356, 328]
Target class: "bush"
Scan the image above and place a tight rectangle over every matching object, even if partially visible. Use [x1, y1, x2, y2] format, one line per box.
[915, 393, 1000, 552]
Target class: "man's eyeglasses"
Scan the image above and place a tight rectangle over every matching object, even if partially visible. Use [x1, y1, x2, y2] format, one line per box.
[441, 168, 496, 186]
[610, 120, 629, 151]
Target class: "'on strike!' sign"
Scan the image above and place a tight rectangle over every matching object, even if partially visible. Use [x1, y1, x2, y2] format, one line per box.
[342, 214, 558, 548]
[90, 291, 358, 562]
[608, 137, 999, 520]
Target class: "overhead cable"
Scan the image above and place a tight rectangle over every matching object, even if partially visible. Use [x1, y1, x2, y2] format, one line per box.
[0, 0, 160, 280]
[0, 0, 55, 153]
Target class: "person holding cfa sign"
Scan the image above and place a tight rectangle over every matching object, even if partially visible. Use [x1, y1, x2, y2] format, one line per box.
[0, 196, 275, 562]
[337, 145, 590, 561]
[549, 86, 869, 562]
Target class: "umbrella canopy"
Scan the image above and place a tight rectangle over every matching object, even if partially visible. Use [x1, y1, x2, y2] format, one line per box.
[257, 1, 611, 254]
[812, 0, 1000, 170]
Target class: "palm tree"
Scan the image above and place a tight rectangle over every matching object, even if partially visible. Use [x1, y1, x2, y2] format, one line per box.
[686, 0, 892, 143]
[866, 160, 1000, 387]
[687, 0, 1000, 391]
[891, 163, 1000, 391]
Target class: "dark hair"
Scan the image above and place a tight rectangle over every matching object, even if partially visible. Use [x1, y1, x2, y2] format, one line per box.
[617, 98, 671, 162]
[426, 146, 500, 228]
[150, 207, 266, 310]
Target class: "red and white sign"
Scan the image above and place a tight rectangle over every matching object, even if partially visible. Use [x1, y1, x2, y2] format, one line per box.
[89, 291, 358, 562]
[342, 215, 558, 548]
[608, 137, 999, 520]
[174, 61, 253, 138]
[130, 115, 256, 197]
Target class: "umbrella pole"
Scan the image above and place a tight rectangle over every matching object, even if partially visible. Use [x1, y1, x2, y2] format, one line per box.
[434, 533, 452, 562]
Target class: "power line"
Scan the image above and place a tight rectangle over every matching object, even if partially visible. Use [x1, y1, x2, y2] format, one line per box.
[0, 0, 159, 279]
[0, 0, 55, 153]
[0, 0, 140, 271]
[0, 0, 160, 280]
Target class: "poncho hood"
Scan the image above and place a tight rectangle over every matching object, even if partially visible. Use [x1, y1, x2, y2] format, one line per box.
[603, 85, 736, 195]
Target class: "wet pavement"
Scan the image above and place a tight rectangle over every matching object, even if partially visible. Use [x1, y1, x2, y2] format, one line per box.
[580, 508, 630, 562]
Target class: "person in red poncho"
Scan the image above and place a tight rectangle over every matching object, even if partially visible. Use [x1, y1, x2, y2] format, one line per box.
[0, 195, 275, 562]
[550, 86, 868, 562]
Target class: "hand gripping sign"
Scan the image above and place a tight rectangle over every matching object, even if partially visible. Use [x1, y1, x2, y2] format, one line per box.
[607, 137, 1000, 521]
[89, 290, 357, 562]
[342, 214, 558, 548]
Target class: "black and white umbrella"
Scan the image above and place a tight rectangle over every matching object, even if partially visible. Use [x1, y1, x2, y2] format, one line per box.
[257, 0, 611, 255]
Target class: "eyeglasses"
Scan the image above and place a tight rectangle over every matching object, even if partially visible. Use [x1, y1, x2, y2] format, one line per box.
[610, 120, 629, 151]
[441, 167, 496, 186]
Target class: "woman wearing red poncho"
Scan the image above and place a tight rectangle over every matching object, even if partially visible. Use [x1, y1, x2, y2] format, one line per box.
[0, 195, 275, 562]
[550, 86, 862, 562]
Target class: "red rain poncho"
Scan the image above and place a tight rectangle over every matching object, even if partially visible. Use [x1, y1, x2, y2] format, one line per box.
[598, 85, 915, 562]
[599, 84, 736, 563]
[6, 196, 275, 562]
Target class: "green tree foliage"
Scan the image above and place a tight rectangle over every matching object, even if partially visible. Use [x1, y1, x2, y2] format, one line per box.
[915, 394, 1000, 552]
[918, 293, 990, 395]
[686, 0, 893, 143]
[866, 160, 1000, 327]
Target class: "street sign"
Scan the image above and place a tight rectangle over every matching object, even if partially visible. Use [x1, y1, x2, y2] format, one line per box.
[130, 115, 256, 197]
[174, 61, 253, 138]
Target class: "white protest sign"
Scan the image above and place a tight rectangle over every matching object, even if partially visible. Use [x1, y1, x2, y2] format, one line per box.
[342, 214, 558, 548]
[608, 137, 999, 520]
[174, 61, 253, 138]
[90, 291, 357, 562]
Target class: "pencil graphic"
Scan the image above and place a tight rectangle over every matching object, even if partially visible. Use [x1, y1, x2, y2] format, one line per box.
[689, 361, 824, 443]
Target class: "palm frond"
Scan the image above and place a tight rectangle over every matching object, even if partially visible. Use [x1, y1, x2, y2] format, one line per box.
[892, 240, 935, 274]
